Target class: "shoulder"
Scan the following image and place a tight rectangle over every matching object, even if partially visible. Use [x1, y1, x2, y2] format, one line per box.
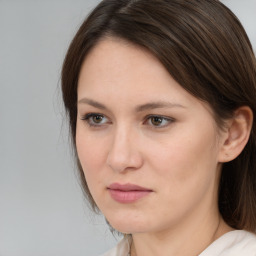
[99, 236, 131, 256]
[200, 230, 256, 256]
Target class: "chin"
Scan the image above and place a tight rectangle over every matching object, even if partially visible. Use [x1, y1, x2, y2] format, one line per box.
[110, 223, 145, 234]
[105, 214, 151, 234]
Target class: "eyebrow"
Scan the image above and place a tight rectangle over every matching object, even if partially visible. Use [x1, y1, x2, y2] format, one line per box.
[78, 98, 107, 110]
[78, 98, 186, 112]
[135, 102, 186, 112]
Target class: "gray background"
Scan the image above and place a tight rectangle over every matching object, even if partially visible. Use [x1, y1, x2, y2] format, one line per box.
[0, 1, 255, 256]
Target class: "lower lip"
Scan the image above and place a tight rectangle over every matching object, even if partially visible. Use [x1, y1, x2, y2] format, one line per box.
[108, 189, 152, 203]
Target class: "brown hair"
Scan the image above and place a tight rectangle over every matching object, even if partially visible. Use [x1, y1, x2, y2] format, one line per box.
[61, 0, 256, 232]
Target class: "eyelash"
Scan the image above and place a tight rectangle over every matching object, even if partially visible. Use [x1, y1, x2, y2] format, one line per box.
[81, 113, 109, 127]
[80, 113, 175, 128]
[144, 115, 174, 128]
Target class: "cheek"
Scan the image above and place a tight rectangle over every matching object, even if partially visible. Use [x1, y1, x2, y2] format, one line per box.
[76, 128, 108, 188]
[147, 124, 219, 198]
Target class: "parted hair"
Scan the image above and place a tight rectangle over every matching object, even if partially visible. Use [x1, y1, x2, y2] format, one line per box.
[61, 0, 256, 232]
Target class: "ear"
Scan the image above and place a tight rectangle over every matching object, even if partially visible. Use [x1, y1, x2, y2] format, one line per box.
[218, 106, 253, 163]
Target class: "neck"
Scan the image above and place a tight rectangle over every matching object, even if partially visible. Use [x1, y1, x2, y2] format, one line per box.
[130, 212, 232, 256]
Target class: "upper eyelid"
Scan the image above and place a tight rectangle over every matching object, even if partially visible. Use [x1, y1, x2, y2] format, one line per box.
[144, 114, 175, 123]
[82, 113, 110, 122]
[80, 113, 173, 120]
[144, 114, 174, 120]
[80, 113, 105, 119]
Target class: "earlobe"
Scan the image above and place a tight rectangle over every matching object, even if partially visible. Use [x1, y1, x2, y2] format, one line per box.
[218, 106, 253, 163]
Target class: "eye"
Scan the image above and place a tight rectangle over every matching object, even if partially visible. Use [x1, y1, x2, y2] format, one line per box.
[81, 113, 110, 127]
[145, 115, 174, 128]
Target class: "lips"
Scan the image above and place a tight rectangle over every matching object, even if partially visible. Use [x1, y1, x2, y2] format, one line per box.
[107, 183, 153, 203]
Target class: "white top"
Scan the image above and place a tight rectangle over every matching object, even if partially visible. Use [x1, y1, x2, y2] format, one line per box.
[100, 230, 256, 256]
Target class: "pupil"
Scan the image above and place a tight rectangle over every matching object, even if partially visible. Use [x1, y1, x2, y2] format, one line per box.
[93, 115, 103, 123]
[152, 117, 162, 125]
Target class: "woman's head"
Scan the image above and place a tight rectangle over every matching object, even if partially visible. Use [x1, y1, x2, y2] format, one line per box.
[62, 0, 256, 232]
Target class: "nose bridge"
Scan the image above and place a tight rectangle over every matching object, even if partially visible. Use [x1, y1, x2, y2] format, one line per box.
[107, 123, 142, 172]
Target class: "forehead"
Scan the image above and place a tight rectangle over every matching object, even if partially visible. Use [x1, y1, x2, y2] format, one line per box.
[78, 37, 164, 88]
[77, 37, 213, 116]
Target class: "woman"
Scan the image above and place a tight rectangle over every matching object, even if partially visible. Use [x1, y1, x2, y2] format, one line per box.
[61, 0, 256, 255]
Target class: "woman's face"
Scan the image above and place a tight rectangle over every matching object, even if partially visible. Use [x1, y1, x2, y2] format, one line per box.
[76, 38, 225, 234]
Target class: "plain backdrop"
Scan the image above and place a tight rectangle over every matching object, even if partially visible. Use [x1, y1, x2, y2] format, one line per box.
[0, 1, 255, 256]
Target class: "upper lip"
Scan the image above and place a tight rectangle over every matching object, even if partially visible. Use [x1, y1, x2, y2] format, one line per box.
[108, 183, 152, 191]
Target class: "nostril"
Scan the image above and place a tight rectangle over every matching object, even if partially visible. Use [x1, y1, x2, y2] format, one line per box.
[106, 147, 143, 173]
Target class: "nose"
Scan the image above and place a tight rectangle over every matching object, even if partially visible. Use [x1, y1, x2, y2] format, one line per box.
[106, 127, 143, 173]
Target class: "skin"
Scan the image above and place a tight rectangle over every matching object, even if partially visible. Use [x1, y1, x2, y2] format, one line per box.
[76, 37, 235, 256]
